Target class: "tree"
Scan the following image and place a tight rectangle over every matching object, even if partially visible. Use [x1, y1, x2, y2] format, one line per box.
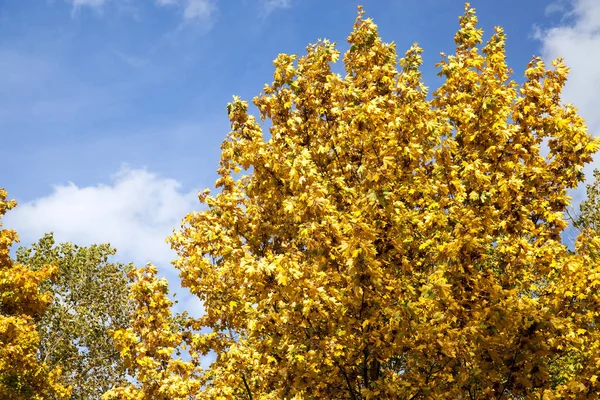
[0, 189, 71, 399]
[121, 4, 600, 398]
[576, 169, 600, 236]
[16, 233, 134, 400]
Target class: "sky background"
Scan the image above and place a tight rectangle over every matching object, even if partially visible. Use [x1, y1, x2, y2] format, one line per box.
[2, 0, 600, 317]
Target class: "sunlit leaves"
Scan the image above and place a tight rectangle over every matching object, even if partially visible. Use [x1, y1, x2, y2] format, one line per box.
[102, 264, 201, 400]
[0, 189, 71, 399]
[133, 3, 600, 398]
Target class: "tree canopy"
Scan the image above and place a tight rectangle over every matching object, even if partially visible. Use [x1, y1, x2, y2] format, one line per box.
[113, 3, 600, 398]
[16, 234, 134, 400]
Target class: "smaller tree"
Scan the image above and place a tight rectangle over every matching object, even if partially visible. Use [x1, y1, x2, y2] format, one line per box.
[577, 169, 600, 236]
[0, 189, 70, 399]
[16, 234, 134, 400]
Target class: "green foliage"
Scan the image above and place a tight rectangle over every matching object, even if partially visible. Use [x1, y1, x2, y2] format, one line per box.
[577, 169, 600, 236]
[16, 233, 134, 400]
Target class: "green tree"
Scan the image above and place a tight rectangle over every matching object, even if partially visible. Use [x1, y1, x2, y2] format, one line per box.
[113, 4, 600, 398]
[16, 233, 134, 399]
[577, 169, 600, 236]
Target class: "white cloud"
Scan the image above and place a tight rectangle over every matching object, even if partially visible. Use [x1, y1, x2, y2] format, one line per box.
[260, 0, 292, 15]
[5, 166, 198, 269]
[535, 0, 600, 203]
[68, 0, 108, 7]
[4, 165, 213, 346]
[183, 0, 216, 22]
[65, 0, 218, 25]
[155, 0, 217, 23]
[66, 0, 109, 15]
[544, 0, 569, 16]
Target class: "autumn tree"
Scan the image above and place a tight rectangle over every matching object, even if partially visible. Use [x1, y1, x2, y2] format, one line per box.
[117, 4, 600, 398]
[16, 233, 134, 400]
[0, 190, 71, 399]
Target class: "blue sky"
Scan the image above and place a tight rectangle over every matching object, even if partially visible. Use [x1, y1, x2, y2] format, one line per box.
[2, 0, 600, 311]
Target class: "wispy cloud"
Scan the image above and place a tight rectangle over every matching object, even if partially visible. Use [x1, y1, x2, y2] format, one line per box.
[154, 0, 218, 24]
[4, 166, 198, 269]
[115, 51, 150, 68]
[68, 0, 108, 7]
[64, 0, 284, 29]
[535, 0, 600, 202]
[544, 0, 569, 16]
[66, 0, 110, 16]
[259, 0, 292, 16]
[183, 0, 217, 22]
[66, 0, 218, 26]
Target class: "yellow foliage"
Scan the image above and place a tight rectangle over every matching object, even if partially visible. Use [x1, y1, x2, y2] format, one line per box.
[0, 189, 71, 399]
[127, 4, 600, 398]
[102, 264, 201, 400]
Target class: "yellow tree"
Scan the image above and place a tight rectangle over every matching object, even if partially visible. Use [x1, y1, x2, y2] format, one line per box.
[0, 189, 71, 399]
[102, 264, 201, 400]
[117, 4, 600, 398]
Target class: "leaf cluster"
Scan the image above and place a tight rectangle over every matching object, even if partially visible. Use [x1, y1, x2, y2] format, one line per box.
[0, 189, 71, 399]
